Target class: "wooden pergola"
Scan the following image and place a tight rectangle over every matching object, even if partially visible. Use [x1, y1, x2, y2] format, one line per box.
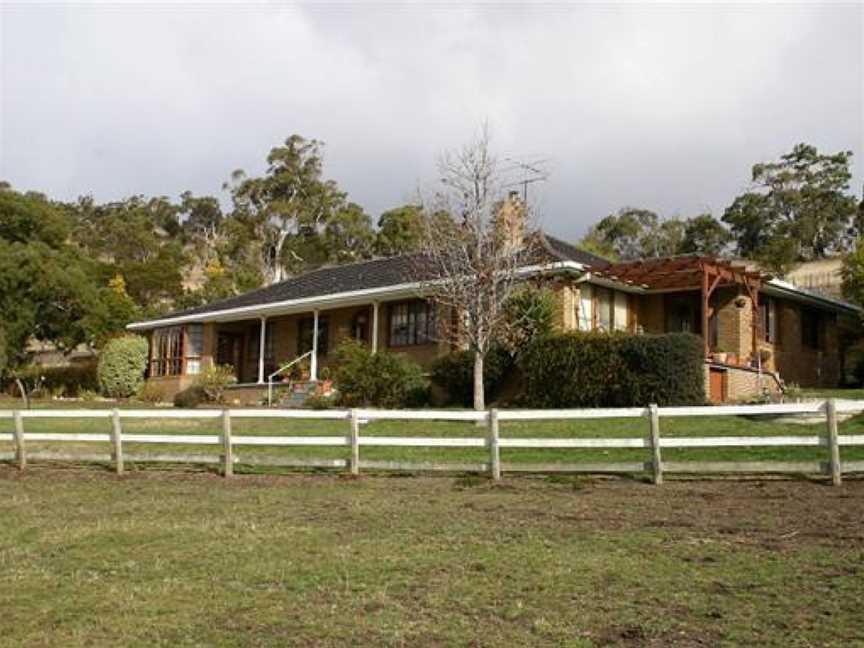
[600, 256, 763, 357]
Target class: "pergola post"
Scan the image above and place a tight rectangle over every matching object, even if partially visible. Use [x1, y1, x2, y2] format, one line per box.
[310, 309, 319, 381]
[701, 267, 710, 357]
[257, 317, 267, 384]
[750, 281, 760, 362]
[371, 302, 379, 354]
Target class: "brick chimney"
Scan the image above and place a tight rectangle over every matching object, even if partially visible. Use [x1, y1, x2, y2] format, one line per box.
[495, 190, 526, 252]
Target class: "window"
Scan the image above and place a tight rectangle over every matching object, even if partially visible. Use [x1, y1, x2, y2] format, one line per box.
[595, 287, 614, 331]
[298, 316, 329, 356]
[150, 327, 184, 377]
[388, 301, 436, 346]
[801, 308, 821, 350]
[151, 324, 205, 377]
[185, 324, 204, 375]
[759, 298, 777, 344]
[351, 310, 370, 342]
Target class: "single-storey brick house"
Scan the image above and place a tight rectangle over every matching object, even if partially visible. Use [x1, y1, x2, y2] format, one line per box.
[128, 232, 861, 404]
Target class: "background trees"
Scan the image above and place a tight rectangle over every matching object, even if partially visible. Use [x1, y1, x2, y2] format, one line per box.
[580, 144, 859, 276]
[722, 144, 858, 274]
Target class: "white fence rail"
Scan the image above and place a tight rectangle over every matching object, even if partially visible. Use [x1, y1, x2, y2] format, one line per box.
[0, 400, 863, 484]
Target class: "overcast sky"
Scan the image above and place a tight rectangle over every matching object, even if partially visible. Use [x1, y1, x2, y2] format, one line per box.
[1, 2, 862, 241]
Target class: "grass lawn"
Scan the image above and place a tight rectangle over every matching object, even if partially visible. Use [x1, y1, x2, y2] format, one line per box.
[1, 468, 862, 647]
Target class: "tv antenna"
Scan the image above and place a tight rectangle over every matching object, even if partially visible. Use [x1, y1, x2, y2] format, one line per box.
[503, 157, 550, 203]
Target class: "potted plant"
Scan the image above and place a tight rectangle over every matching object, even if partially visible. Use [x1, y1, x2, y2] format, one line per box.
[713, 346, 729, 364]
[318, 366, 334, 395]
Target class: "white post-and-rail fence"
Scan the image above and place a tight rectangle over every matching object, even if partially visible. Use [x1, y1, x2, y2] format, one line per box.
[1, 399, 863, 485]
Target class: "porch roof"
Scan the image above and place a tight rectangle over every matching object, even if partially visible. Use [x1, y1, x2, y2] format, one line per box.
[592, 255, 861, 314]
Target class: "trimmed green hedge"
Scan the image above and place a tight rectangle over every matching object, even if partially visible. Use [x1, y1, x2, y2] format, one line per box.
[430, 347, 512, 407]
[331, 340, 429, 408]
[518, 332, 705, 408]
[97, 335, 149, 398]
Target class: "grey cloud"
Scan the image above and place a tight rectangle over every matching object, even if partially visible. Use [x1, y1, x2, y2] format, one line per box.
[1, 2, 861, 241]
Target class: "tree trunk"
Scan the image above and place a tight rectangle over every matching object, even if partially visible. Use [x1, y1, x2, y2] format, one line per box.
[15, 378, 30, 410]
[473, 351, 485, 412]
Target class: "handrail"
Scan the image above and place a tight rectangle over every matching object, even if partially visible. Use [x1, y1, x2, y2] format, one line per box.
[268, 351, 313, 407]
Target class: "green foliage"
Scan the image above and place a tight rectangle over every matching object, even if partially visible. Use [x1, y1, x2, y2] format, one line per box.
[69, 195, 188, 306]
[842, 238, 864, 308]
[36, 364, 99, 398]
[0, 325, 7, 378]
[331, 339, 429, 408]
[501, 285, 557, 351]
[518, 332, 705, 407]
[0, 189, 70, 246]
[430, 347, 512, 406]
[173, 385, 208, 409]
[194, 364, 238, 403]
[228, 134, 357, 280]
[680, 213, 732, 255]
[580, 207, 687, 260]
[97, 335, 149, 398]
[135, 381, 166, 404]
[375, 204, 425, 256]
[722, 143, 857, 274]
[323, 202, 375, 264]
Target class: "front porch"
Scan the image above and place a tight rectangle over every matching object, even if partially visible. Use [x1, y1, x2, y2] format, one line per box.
[209, 302, 384, 386]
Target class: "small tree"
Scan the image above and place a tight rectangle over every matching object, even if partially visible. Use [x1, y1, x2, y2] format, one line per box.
[97, 335, 149, 398]
[413, 127, 539, 411]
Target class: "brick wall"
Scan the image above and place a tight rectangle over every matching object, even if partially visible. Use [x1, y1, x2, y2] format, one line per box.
[771, 300, 841, 388]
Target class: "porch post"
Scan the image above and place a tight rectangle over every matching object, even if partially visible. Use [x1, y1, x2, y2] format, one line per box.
[701, 268, 710, 357]
[311, 309, 319, 381]
[371, 302, 379, 354]
[257, 316, 267, 384]
[751, 283, 759, 361]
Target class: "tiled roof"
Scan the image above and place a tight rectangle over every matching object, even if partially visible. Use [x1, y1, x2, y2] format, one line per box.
[134, 230, 608, 324]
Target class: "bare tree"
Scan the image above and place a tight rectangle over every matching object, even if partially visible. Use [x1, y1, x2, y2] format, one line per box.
[414, 127, 538, 411]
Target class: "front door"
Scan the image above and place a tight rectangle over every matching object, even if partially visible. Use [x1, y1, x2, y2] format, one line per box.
[709, 368, 726, 403]
[216, 332, 244, 381]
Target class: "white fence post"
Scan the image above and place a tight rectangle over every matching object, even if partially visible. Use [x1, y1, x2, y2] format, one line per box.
[488, 408, 501, 481]
[349, 409, 360, 475]
[110, 409, 124, 475]
[221, 409, 233, 478]
[13, 410, 25, 471]
[648, 404, 662, 485]
[825, 399, 841, 486]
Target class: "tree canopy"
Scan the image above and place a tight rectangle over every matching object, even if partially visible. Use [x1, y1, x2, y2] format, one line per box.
[722, 143, 857, 274]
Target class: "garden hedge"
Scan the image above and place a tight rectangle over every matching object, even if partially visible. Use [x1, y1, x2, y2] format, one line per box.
[518, 331, 705, 408]
[430, 346, 512, 407]
[97, 334, 149, 398]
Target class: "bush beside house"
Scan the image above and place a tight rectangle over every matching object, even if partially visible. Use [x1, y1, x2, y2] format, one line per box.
[431, 346, 512, 407]
[97, 335, 149, 398]
[331, 340, 429, 408]
[518, 332, 705, 408]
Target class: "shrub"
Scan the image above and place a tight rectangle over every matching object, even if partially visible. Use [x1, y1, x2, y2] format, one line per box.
[501, 286, 557, 353]
[97, 335, 149, 398]
[430, 346, 512, 406]
[518, 331, 705, 408]
[173, 385, 208, 408]
[331, 340, 429, 408]
[5, 362, 99, 399]
[194, 364, 237, 403]
[135, 381, 166, 404]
